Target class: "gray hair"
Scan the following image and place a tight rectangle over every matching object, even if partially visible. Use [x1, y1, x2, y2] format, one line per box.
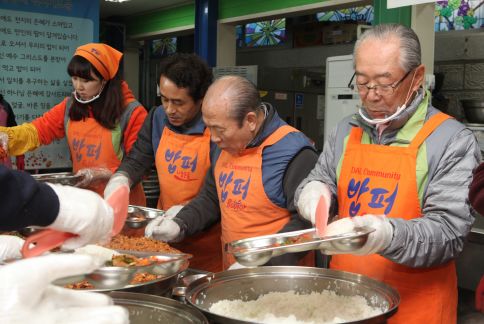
[216, 75, 262, 127]
[354, 23, 421, 72]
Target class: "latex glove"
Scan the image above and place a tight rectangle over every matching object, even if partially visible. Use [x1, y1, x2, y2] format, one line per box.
[15, 155, 25, 170]
[75, 167, 112, 188]
[0, 235, 24, 261]
[104, 172, 130, 201]
[0, 123, 41, 156]
[145, 217, 181, 242]
[351, 214, 393, 255]
[47, 183, 114, 250]
[164, 205, 184, 219]
[228, 262, 247, 270]
[0, 131, 8, 153]
[296, 181, 332, 224]
[0, 254, 129, 324]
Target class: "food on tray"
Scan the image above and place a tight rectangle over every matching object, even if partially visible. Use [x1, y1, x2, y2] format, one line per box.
[64, 280, 95, 290]
[280, 233, 314, 246]
[104, 235, 181, 253]
[108, 254, 157, 267]
[209, 290, 381, 324]
[131, 272, 159, 284]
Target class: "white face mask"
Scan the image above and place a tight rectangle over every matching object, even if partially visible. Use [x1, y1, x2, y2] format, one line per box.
[358, 70, 417, 125]
[73, 83, 105, 104]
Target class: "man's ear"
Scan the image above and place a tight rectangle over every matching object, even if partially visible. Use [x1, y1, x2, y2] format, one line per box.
[414, 64, 426, 92]
[246, 112, 258, 131]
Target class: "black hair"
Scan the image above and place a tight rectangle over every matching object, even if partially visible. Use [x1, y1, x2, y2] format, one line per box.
[158, 53, 213, 102]
[67, 55, 124, 129]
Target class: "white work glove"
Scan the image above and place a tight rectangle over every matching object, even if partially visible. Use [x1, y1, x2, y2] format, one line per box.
[0, 235, 24, 261]
[145, 205, 184, 242]
[75, 167, 112, 188]
[104, 172, 130, 201]
[228, 262, 247, 270]
[351, 214, 393, 255]
[47, 183, 114, 250]
[0, 254, 129, 324]
[296, 181, 332, 224]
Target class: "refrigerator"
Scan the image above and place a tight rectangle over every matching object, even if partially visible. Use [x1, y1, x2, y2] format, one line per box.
[324, 55, 361, 142]
[258, 67, 326, 151]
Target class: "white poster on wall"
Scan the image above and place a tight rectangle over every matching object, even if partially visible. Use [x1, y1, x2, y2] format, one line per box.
[388, 0, 435, 9]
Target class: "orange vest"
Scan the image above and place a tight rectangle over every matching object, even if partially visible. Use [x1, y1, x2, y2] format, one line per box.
[155, 126, 219, 272]
[333, 113, 457, 324]
[67, 117, 145, 205]
[155, 126, 211, 210]
[216, 125, 314, 269]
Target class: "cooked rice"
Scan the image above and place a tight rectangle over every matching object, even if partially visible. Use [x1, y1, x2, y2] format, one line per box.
[208, 290, 381, 324]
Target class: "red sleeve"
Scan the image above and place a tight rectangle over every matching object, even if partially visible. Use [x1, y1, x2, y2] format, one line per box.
[123, 105, 148, 154]
[31, 98, 68, 145]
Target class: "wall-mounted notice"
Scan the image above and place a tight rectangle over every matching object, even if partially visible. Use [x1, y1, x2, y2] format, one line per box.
[0, 0, 98, 169]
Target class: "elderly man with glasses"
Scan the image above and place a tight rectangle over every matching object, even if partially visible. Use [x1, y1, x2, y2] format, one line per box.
[295, 24, 480, 323]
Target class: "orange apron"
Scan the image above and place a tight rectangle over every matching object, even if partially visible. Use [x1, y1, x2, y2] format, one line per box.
[67, 118, 145, 206]
[155, 127, 211, 210]
[216, 125, 314, 269]
[155, 126, 220, 272]
[333, 113, 457, 324]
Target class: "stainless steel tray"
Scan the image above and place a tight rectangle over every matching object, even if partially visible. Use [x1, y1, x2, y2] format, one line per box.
[31, 172, 82, 186]
[225, 226, 374, 266]
[109, 291, 208, 323]
[54, 252, 190, 292]
[128, 205, 164, 220]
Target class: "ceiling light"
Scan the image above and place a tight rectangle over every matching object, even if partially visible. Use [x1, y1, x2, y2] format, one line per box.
[105, 0, 131, 3]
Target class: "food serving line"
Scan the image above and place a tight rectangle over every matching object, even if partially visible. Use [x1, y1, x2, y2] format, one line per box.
[15, 173, 401, 323]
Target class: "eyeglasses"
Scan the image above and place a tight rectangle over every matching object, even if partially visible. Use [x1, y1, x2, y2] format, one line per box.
[347, 69, 413, 96]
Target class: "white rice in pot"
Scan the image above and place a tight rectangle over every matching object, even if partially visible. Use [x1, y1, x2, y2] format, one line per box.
[208, 290, 381, 324]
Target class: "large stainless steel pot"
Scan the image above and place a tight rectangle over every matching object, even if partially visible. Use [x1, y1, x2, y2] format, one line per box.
[109, 291, 208, 323]
[181, 266, 400, 324]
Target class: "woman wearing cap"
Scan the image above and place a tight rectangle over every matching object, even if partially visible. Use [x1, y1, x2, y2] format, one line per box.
[0, 43, 147, 205]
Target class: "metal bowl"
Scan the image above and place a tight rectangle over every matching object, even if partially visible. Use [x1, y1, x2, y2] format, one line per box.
[462, 100, 484, 124]
[122, 206, 164, 237]
[31, 172, 82, 186]
[87, 266, 136, 288]
[109, 291, 208, 323]
[183, 266, 400, 324]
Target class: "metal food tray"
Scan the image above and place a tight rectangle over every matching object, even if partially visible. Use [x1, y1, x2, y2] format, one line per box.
[128, 205, 165, 220]
[225, 226, 375, 266]
[31, 172, 82, 186]
[54, 252, 191, 292]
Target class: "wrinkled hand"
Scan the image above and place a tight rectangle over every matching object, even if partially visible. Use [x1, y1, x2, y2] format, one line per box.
[104, 172, 130, 201]
[145, 217, 181, 242]
[296, 181, 332, 224]
[351, 214, 393, 255]
[75, 167, 112, 188]
[0, 254, 129, 324]
[47, 183, 114, 250]
[16, 155, 25, 170]
[228, 262, 247, 270]
[0, 235, 25, 261]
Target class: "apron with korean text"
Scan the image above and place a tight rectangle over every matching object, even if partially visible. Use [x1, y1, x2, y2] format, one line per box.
[333, 112, 457, 323]
[155, 126, 221, 271]
[216, 125, 314, 269]
[67, 117, 145, 205]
